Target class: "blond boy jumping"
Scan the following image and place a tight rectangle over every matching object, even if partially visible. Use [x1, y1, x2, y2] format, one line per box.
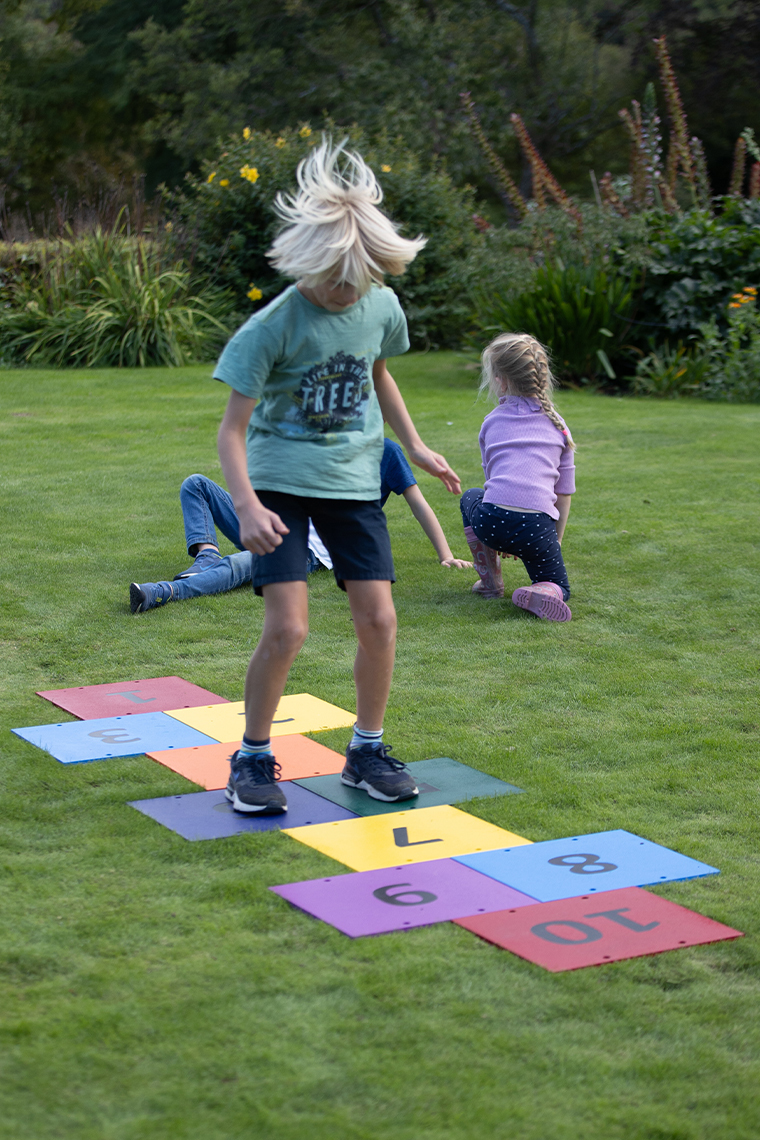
[215, 140, 461, 814]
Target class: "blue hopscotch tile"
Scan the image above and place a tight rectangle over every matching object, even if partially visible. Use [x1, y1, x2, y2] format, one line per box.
[454, 829, 719, 902]
[12, 712, 217, 764]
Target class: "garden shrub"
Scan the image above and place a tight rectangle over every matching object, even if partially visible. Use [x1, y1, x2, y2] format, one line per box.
[166, 124, 483, 349]
[0, 230, 233, 367]
[472, 260, 637, 384]
[696, 287, 760, 402]
[633, 199, 760, 340]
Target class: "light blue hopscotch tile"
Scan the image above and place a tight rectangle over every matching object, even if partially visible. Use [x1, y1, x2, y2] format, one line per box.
[12, 712, 217, 764]
[454, 829, 719, 902]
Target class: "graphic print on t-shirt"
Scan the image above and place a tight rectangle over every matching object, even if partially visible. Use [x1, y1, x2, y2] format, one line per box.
[287, 351, 371, 433]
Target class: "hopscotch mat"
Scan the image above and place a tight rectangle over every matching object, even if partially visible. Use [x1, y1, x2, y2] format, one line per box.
[283, 804, 531, 872]
[294, 757, 523, 816]
[271, 858, 538, 938]
[36, 676, 228, 719]
[164, 694, 355, 741]
[147, 734, 346, 789]
[12, 712, 217, 764]
[454, 829, 719, 900]
[129, 784, 358, 841]
[454, 887, 743, 972]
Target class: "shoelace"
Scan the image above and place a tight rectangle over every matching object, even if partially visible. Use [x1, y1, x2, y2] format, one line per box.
[355, 743, 408, 773]
[236, 753, 282, 785]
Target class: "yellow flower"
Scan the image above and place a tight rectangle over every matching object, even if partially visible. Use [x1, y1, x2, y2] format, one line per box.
[728, 302, 741, 309]
[731, 293, 744, 300]
[381, 164, 392, 173]
[744, 286, 757, 293]
[164, 222, 173, 233]
[243, 127, 251, 140]
[247, 285, 263, 302]
[220, 179, 229, 187]
[275, 137, 286, 148]
[206, 171, 216, 183]
[239, 164, 259, 183]
[299, 126, 312, 138]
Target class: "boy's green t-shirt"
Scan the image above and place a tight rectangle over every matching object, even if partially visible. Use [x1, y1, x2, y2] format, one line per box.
[213, 283, 410, 499]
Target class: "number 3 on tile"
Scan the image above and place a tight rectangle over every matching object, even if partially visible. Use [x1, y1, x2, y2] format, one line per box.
[373, 883, 438, 907]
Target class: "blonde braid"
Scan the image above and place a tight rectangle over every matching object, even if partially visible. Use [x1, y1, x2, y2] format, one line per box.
[481, 332, 575, 450]
[527, 340, 576, 450]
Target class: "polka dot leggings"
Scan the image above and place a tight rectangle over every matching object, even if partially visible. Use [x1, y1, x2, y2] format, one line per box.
[460, 488, 570, 601]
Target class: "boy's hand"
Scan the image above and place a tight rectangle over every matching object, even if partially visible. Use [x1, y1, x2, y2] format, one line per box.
[238, 505, 290, 555]
[408, 444, 462, 494]
[498, 551, 520, 561]
[440, 557, 473, 569]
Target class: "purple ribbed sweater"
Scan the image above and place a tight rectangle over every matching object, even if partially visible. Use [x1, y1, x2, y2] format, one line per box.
[479, 395, 575, 520]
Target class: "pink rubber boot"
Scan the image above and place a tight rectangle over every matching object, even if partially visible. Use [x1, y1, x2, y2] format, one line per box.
[463, 526, 504, 599]
[512, 581, 571, 622]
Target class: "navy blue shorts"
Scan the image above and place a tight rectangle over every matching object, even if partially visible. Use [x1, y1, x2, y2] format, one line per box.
[251, 491, 395, 594]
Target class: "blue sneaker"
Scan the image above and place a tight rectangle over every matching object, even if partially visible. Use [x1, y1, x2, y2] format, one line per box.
[225, 751, 287, 814]
[174, 549, 223, 579]
[130, 581, 174, 613]
[341, 743, 418, 802]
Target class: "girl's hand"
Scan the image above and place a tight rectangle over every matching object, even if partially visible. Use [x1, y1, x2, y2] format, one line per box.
[408, 444, 462, 495]
[238, 505, 290, 555]
[440, 557, 473, 569]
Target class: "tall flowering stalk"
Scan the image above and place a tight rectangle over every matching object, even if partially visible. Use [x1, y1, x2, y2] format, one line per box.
[599, 172, 630, 218]
[619, 106, 646, 209]
[460, 92, 527, 218]
[654, 36, 697, 202]
[690, 137, 713, 211]
[729, 136, 747, 197]
[509, 113, 583, 229]
[750, 163, 760, 200]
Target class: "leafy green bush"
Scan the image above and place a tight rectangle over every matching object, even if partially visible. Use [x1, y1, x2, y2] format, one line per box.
[696, 288, 760, 402]
[0, 231, 233, 367]
[631, 342, 708, 397]
[634, 200, 760, 340]
[167, 124, 483, 349]
[472, 261, 637, 384]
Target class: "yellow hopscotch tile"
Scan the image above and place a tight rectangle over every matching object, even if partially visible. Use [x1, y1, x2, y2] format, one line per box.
[283, 804, 531, 872]
[163, 693, 355, 742]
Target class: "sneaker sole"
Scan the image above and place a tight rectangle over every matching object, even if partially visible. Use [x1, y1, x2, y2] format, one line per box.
[512, 587, 572, 622]
[224, 787, 287, 815]
[340, 774, 419, 802]
[129, 583, 148, 614]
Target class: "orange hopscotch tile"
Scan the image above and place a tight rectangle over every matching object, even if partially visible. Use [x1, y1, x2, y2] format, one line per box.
[146, 733, 346, 790]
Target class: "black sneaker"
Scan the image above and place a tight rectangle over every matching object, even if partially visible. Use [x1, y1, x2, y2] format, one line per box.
[225, 750, 287, 814]
[341, 742, 419, 802]
[130, 581, 173, 613]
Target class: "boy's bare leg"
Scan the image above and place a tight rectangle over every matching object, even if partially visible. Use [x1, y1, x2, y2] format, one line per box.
[344, 580, 397, 730]
[243, 581, 309, 740]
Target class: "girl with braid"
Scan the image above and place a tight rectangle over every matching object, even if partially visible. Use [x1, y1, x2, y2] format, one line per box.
[460, 333, 576, 622]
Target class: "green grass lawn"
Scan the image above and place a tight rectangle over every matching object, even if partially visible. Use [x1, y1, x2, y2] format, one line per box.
[1, 354, 759, 1140]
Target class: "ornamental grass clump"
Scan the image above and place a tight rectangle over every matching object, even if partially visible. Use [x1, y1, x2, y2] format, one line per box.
[0, 229, 233, 367]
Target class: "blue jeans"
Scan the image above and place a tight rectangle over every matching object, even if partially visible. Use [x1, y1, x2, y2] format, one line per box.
[180, 474, 243, 553]
[461, 487, 570, 600]
[170, 551, 253, 600]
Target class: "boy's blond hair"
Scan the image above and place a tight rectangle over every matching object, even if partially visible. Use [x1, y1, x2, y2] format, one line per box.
[480, 332, 575, 449]
[267, 138, 426, 294]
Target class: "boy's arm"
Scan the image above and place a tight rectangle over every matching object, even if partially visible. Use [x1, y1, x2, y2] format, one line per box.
[217, 389, 289, 554]
[402, 485, 473, 568]
[555, 493, 571, 544]
[373, 360, 461, 494]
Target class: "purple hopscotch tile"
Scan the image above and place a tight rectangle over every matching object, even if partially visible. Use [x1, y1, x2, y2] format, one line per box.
[270, 858, 539, 937]
[128, 783, 358, 841]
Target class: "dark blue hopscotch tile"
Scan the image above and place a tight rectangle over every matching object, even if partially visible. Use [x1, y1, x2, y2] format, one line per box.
[12, 712, 216, 764]
[454, 829, 719, 902]
[128, 783, 359, 841]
